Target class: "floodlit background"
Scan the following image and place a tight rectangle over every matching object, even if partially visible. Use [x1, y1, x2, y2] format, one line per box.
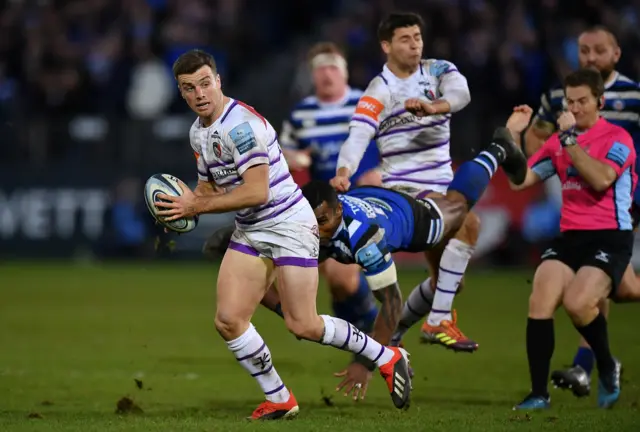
[1, 1, 639, 431]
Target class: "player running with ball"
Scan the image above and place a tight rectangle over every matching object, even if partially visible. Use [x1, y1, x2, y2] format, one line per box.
[154, 49, 412, 420]
[507, 68, 635, 410]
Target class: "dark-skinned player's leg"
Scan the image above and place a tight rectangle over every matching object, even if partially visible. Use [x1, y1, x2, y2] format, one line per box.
[391, 127, 526, 348]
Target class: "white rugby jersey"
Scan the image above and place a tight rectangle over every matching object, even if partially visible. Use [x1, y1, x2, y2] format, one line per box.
[190, 99, 306, 229]
[337, 59, 470, 196]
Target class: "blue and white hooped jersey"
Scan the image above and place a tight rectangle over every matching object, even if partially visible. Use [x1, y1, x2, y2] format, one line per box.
[280, 88, 380, 182]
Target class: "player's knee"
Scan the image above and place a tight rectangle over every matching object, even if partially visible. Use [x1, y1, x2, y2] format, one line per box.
[562, 290, 597, 324]
[439, 199, 468, 236]
[528, 287, 555, 319]
[214, 311, 247, 340]
[284, 314, 323, 341]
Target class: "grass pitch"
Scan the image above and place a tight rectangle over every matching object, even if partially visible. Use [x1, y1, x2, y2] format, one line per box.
[1, 263, 639, 431]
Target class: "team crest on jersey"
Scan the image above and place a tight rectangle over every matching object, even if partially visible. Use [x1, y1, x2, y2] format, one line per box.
[424, 88, 436, 101]
[613, 99, 625, 111]
[210, 131, 223, 158]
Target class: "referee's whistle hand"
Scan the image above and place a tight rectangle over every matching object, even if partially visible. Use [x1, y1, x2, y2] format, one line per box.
[557, 112, 576, 132]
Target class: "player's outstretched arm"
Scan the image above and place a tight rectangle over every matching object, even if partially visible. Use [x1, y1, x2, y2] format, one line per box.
[370, 282, 403, 345]
[508, 168, 543, 191]
[354, 236, 402, 347]
[196, 165, 269, 213]
[523, 93, 556, 157]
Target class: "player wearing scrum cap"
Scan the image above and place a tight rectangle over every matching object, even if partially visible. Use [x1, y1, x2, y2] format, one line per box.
[331, 13, 481, 353]
[280, 42, 382, 340]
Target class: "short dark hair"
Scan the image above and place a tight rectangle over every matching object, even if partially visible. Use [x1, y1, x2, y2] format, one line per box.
[172, 50, 217, 79]
[377, 12, 424, 42]
[301, 180, 339, 210]
[563, 68, 605, 99]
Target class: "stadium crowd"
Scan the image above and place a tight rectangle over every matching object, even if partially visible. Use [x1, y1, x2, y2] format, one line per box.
[1, 0, 639, 162]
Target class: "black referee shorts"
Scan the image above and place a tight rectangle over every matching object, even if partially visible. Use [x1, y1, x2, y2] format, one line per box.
[539, 230, 633, 295]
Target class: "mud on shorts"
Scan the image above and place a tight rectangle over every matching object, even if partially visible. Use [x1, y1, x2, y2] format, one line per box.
[540, 229, 633, 295]
[228, 205, 320, 267]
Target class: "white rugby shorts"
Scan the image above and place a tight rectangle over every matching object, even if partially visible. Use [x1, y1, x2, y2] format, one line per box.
[228, 204, 319, 267]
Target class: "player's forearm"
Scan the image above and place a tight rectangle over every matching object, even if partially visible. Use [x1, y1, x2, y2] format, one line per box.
[370, 283, 403, 345]
[439, 75, 471, 112]
[194, 181, 223, 197]
[565, 146, 616, 191]
[195, 182, 269, 214]
[336, 125, 376, 176]
[353, 282, 402, 371]
[509, 168, 542, 191]
[437, 90, 470, 113]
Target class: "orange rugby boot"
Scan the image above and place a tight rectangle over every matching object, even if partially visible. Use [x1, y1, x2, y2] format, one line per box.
[378, 347, 412, 409]
[420, 310, 478, 353]
[247, 389, 299, 420]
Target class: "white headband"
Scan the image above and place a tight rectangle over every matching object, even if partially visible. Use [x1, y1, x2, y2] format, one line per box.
[310, 53, 348, 77]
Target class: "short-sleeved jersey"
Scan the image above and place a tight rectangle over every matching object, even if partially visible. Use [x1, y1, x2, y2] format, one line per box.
[528, 118, 637, 231]
[341, 59, 470, 192]
[190, 98, 307, 229]
[322, 187, 422, 289]
[279, 88, 380, 182]
[535, 72, 640, 147]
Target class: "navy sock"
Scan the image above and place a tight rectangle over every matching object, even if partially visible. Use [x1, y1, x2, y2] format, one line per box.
[332, 273, 378, 333]
[527, 318, 554, 398]
[575, 313, 615, 374]
[573, 346, 595, 376]
[448, 150, 499, 207]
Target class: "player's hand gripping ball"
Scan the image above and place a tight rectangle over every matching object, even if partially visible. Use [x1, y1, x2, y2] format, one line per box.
[144, 174, 199, 233]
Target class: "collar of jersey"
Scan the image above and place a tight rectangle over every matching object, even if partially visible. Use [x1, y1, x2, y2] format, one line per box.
[198, 98, 236, 128]
[331, 219, 346, 240]
[604, 71, 619, 90]
[316, 87, 352, 109]
[382, 62, 422, 81]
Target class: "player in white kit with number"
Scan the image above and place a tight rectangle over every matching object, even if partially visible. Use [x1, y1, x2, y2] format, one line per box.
[331, 13, 480, 352]
[154, 50, 412, 420]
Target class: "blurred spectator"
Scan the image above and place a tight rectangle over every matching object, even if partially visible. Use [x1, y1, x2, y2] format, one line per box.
[107, 176, 153, 258]
[0, 0, 639, 164]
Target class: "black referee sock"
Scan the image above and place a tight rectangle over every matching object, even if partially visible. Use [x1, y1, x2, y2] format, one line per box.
[575, 313, 615, 374]
[526, 318, 554, 398]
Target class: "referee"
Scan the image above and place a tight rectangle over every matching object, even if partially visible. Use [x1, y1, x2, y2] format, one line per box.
[523, 26, 640, 396]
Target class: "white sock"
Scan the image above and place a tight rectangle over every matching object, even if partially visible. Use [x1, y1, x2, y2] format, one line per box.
[320, 315, 394, 367]
[390, 278, 434, 346]
[227, 324, 290, 403]
[427, 239, 475, 326]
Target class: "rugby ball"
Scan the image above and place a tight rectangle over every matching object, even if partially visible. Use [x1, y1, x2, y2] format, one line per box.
[144, 173, 199, 234]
